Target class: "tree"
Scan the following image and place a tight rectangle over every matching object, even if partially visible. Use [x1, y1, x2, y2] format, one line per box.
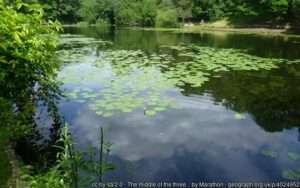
[173, 0, 193, 24]
[0, 0, 61, 136]
[113, 0, 140, 26]
[140, 0, 157, 26]
[78, 0, 100, 24]
[156, 9, 178, 27]
[39, 0, 80, 23]
[289, 0, 300, 23]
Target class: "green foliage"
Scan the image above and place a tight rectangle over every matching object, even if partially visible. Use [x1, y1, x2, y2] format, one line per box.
[156, 9, 179, 28]
[22, 125, 75, 188]
[0, 2, 60, 85]
[22, 124, 114, 188]
[0, 3, 63, 186]
[23, 167, 71, 188]
[292, 0, 300, 23]
[78, 0, 100, 24]
[76, 21, 89, 27]
[0, 127, 12, 187]
[39, 0, 80, 23]
[58, 34, 300, 118]
[114, 0, 140, 26]
[0, 1, 61, 138]
[139, 0, 157, 26]
[270, 0, 289, 14]
[33, 0, 300, 26]
[95, 18, 110, 27]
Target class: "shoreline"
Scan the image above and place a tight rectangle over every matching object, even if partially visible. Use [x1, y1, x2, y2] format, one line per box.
[129, 25, 300, 37]
[63, 24, 300, 38]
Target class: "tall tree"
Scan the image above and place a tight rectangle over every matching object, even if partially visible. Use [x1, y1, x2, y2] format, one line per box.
[78, 0, 100, 24]
[173, 0, 193, 24]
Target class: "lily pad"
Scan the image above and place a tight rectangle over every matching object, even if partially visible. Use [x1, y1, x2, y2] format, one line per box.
[234, 113, 246, 120]
[261, 149, 277, 158]
[282, 169, 300, 180]
[288, 152, 300, 161]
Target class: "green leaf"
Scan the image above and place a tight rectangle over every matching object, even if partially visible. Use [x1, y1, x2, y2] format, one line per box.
[288, 152, 300, 161]
[234, 113, 245, 120]
[282, 169, 300, 180]
[261, 149, 277, 158]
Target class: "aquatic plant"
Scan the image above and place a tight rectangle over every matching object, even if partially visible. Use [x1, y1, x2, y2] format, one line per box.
[81, 127, 114, 183]
[282, 169, 300, 180]
[21, 125, 77, 188]
[258, 148, 300, 180]
[22, 124, 114, 188]
[57, 35, 112, 64]
[260, 149, 278, 158]
[288, 152, 300, 161]
[234, 113, 246, 120]
[58, 37, 300, 118]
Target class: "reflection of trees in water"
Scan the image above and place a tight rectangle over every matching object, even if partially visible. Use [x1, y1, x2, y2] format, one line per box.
[14, 104, 63, 170]
[181, 68, 300, 133]
[0, 70, 64, 171]
[64, 26, 300, 59]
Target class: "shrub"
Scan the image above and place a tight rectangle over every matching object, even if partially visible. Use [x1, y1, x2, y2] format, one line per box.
[293, 0, 300, 23]
[76, 21, 89, 27]
[95, 18, 110, 27]
[0, 0, 61, 138]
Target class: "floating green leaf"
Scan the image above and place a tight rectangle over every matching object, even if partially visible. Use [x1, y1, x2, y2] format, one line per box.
[57, 36, 300, 118]
[288, 152, 300, 161]
[282, 169, 300, 180]
[234, 113, 246, 120]
[260, 149, 278, 158]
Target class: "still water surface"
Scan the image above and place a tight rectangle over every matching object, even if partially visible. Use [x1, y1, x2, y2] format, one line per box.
[56, 27, 300, 183]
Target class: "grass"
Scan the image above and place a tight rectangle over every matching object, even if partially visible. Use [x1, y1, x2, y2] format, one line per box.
[0, 128, 12, 188]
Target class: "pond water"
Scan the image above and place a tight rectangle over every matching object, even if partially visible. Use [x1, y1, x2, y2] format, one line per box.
[56, 27, 300, 184]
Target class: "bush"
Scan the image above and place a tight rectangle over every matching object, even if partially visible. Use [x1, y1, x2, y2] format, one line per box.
[0, 1, 61, 137]
[293, 0, 300, 23]
[76, 21, 89, 27]
[95, 18, 110, 27]
[156, 9, 179, 28]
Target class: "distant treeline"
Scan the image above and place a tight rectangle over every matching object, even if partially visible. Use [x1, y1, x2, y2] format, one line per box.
[20, 0, 300, 27]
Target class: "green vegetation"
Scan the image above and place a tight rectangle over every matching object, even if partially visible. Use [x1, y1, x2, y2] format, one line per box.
[57, 34, 300, 118]
[0, 128, 12, 187]
[282, 169, 300, 180]
[259, 148, 300, 180]
[156, 8, 179, 28]
[22, 125, 114, 188]
[0, 0, 61, 135]
[260, 149, 278, 158]
[35, 0, 300, 28]
[0, 1, 63, 187]
[1, 0, 300, 186]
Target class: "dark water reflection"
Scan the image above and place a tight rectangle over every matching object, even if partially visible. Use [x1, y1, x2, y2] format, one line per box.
[64, 27, 300, 59]
[60, 27, 300, 183]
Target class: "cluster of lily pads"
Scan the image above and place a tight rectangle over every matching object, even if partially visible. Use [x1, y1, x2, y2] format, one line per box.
[98, 45, 300, 89]
[59, 63, 177, 117]
[59, 34, 114, 47]
[96, 49, 211, 88]
[58, 37, 300, 118]
[260, 148, 300, 180]
[163, 44, 300, 71]
[57, 34, 112, 63]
